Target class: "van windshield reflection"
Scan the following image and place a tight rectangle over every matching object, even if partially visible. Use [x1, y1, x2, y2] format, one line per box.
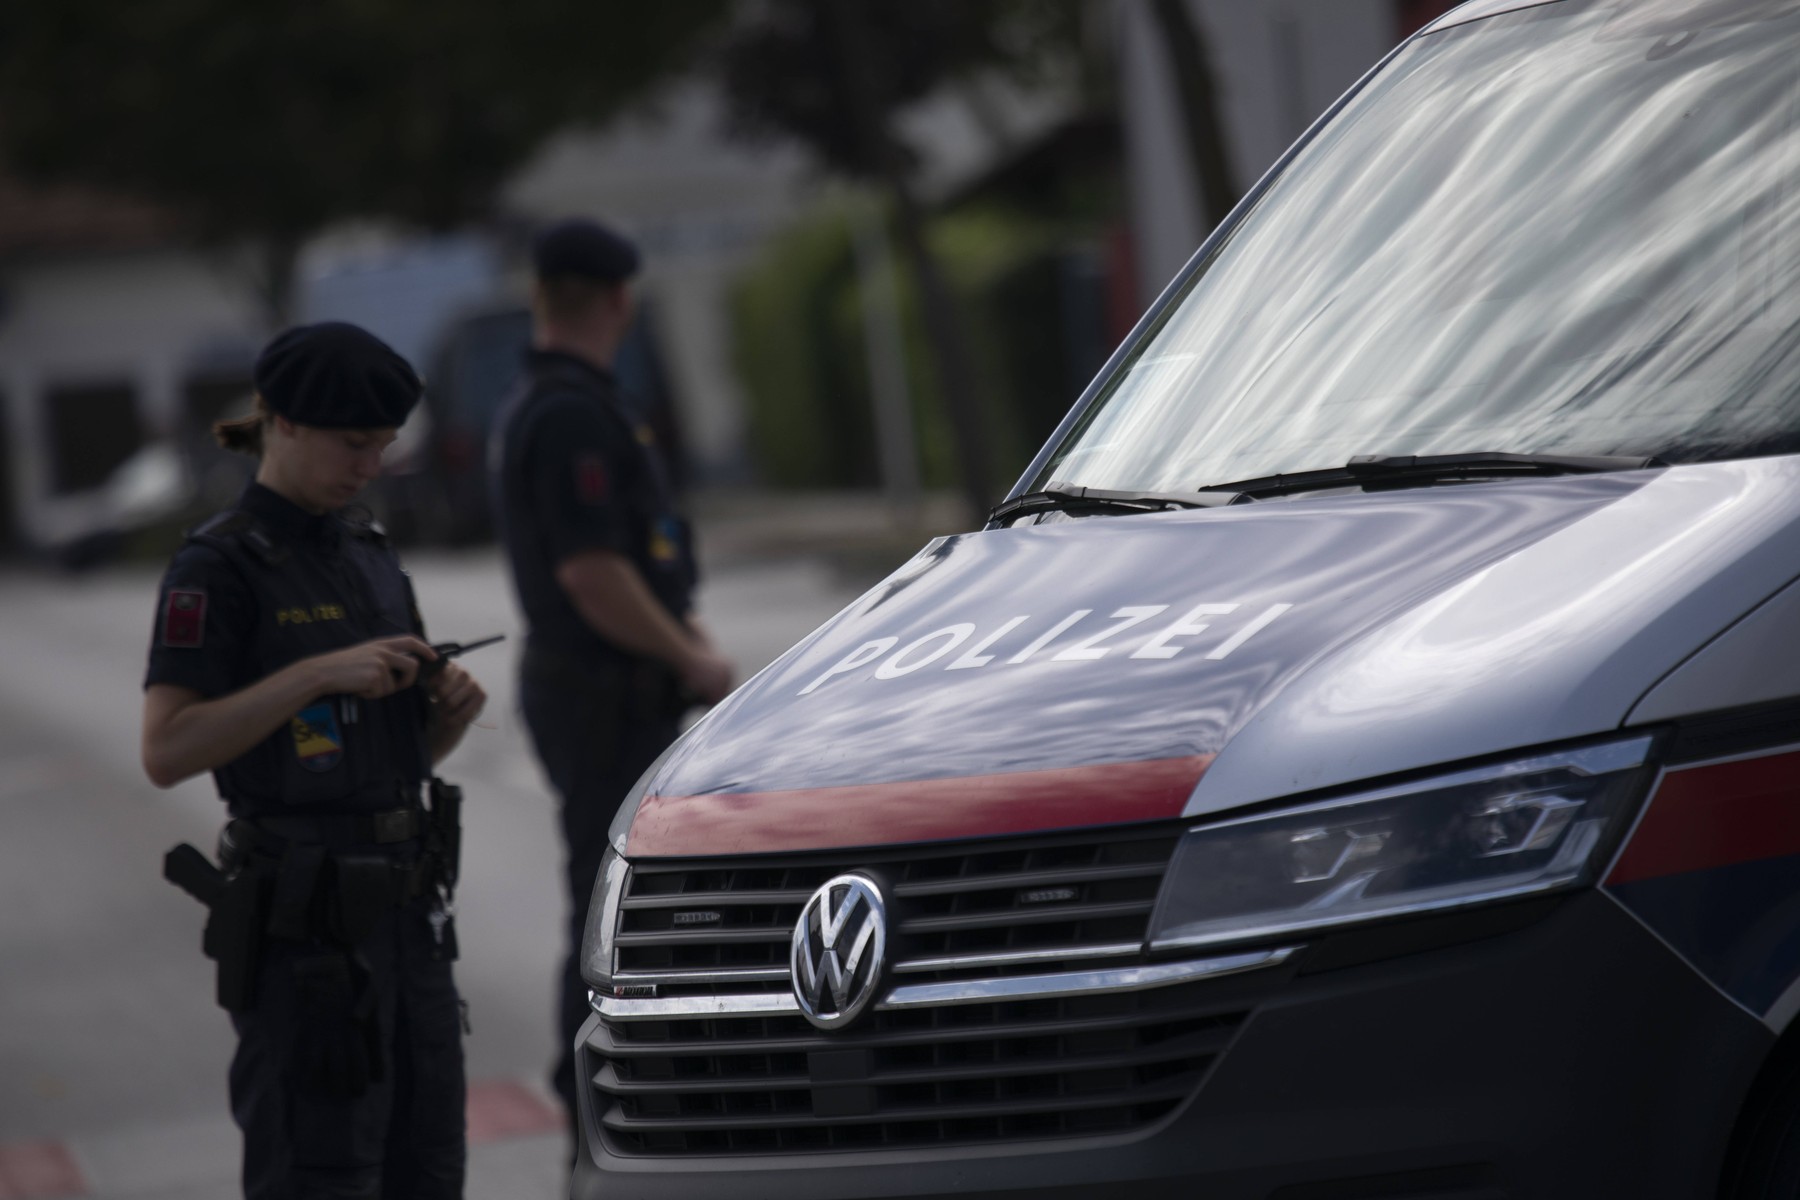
[1038, 0, 1800, 496]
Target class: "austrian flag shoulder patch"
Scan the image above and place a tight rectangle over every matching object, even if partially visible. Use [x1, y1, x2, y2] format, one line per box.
[575, 453, 609, 504]
[162, 588, 207, 648]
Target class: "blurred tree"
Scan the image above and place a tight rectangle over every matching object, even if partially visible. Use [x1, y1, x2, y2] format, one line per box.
[716, 0, 1084, 521]
[731, 198, 1069, 496]
[1149, 0, 1239, 229]
[0, 0, 730, 322]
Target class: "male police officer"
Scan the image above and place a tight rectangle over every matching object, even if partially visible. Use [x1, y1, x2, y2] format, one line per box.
[491, 217, 734, 1138]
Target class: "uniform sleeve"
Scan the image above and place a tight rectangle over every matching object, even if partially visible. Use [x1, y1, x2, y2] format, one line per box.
[143, 542, 257, 697]
[523, 393, 637, 565]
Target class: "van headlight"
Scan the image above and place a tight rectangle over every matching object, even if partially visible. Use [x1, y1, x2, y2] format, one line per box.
[1147, 735, 1657, 952]
[580, 847, 629, 992]
[581, 740, 687, 994]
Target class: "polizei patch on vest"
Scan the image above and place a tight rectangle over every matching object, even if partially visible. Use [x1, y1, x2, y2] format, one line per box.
[291, 702, 345, 772]
[161, 589, 207, 648]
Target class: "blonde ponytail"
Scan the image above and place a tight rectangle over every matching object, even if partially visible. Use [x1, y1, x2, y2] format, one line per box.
[213, 394, 272, 457]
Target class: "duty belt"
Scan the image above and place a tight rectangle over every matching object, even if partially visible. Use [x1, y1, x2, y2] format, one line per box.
[246, 806, 423, 847]
[223, 815, 434, 910]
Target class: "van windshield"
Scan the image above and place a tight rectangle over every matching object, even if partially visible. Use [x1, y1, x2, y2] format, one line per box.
[1036, 0, 1800, 495]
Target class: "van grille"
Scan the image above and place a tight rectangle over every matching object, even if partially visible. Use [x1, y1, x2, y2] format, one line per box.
[588, 826, 1270, 1156]
[612, 827, 1180, 992]
[593, 981, 1247, 1155]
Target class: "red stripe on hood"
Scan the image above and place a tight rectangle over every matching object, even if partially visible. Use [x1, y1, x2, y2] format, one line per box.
[627, 754, 1214, 858]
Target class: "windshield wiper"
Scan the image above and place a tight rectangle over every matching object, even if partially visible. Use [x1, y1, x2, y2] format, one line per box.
[988, 484, 1243, 526]
[991, 454, 1664, 525]
[1203, 452, 1666, 500]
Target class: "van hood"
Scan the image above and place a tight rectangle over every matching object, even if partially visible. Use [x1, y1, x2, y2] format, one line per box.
[628, 458, 1800, 858]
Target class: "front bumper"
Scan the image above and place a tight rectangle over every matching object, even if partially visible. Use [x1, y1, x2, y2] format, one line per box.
[571, 890, 1769, 1200]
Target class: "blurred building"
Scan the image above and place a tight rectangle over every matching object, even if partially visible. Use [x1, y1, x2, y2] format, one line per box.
[0, 82, 819, 559]
[1120, 0, 1458, 310]
[0, 181, 263, 561]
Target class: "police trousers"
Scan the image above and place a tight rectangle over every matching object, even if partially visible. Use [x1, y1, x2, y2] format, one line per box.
[230, 892, 465, 1200]
[520, 653, 679, 1147]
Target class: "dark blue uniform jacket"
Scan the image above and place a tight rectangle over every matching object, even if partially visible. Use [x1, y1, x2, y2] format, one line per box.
[489, 348, 697, 670]
[144, 482, 430, 815]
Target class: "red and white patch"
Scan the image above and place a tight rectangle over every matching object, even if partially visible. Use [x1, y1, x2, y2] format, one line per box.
[160, 589, 207, 649]
[575, 454, 608, 504]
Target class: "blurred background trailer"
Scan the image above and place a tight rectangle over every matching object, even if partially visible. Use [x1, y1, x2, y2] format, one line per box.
[0, 181, 262, 565]
[0, 0, 1459, 567]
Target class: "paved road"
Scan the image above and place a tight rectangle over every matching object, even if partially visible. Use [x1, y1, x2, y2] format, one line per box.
[0, 543, 872, 1199]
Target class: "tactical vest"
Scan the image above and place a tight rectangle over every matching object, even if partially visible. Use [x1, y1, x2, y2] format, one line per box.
[189, 508, 431, 815]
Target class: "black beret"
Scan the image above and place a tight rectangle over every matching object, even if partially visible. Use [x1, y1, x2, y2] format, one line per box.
[253, 322, 422, 429]
[532, 217, 640, 283]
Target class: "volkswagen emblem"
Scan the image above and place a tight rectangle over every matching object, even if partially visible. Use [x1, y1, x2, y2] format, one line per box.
[790, 874, 887, 1030]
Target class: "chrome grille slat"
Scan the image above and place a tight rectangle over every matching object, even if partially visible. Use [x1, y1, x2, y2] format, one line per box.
[625, 941, 1144, 987]
[890, 862, 1166, 897]
[615, 928, 792, 946]
[610, 967, 790, 987]
[599, 1000, 1238, 1056]
[619, 889, 814, 909]
[891, 941, 1141, 973]
[590, 825, 1280, 1156]
[897, 899, 1154, 935]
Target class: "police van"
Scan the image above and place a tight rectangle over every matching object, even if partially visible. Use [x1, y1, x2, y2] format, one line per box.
[572, 1, 1800, 1195]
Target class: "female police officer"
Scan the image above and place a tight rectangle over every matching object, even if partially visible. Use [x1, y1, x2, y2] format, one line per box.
[141, 322, 486, 1199]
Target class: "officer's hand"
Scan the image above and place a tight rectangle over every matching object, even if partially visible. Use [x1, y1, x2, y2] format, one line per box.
[426, 662, 486, 730]
[686, 614, 719, 650]
[313, 636, 437, 699]
[679, 646, 735, 706]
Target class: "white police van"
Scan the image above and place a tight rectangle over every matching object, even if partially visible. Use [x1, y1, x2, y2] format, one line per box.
[573, 1, 1800, 1195]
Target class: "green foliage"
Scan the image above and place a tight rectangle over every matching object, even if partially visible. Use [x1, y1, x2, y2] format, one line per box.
[926, 208, 1058, 476]
[716, 0, 1090, 517]
[0, 0, 731, 242]
[731, 197, 1103, 490]
[731, 208, 867, 488]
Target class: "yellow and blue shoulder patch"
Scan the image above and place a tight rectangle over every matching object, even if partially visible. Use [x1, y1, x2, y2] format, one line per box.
[650, 517, 682, 564]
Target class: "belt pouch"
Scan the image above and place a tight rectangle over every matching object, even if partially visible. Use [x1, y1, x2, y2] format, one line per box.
[331, 853, 395, 947]
[266, 843, 327, 943]
[202, 869, 268, 1012]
